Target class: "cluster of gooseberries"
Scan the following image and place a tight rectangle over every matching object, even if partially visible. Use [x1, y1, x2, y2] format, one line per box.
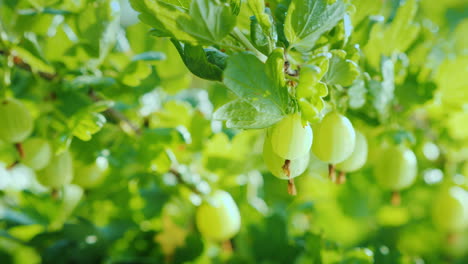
[260, 107, 468, 238]
[261, 108, 423, 203]
[0, 97, 111, 227]
[2, 97, 466, 245]
[262, 110, 370, 192]
[0, 98, 108, 192]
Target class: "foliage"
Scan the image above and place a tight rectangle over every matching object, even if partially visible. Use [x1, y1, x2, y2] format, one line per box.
[0, 0, 468, 263]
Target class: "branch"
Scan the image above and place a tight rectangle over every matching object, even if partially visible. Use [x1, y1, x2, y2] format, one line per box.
[169, 168, 202, 195]
[88, 90, 142, 135]
[0, 50, 57, 80]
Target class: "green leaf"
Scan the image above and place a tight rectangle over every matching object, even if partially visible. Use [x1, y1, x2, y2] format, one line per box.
[215, 51, 291, 129]
[248, 214, 301, 263]
[323, 50, 360, 87]
[265, 48, 288, 102]
[447, 111, 468, 140]
[205, 47, 228, 69]
[213, 99, 283, 129]
[68, 101, 113, 142]
[66, 76, 116, 90]
[160, 0, 191, 9]
[178, 0, 237, 44]
[130, 0, 197, 42]
[351, 0, 382, 26]
[132, 51, 166, 61]
[435, 55, 468, 107]
[71, 113, 106, 141]
[12, 46, 55, 74]
[284, 0, 346, 52]
[248, 0, 270, 28]
[171, 40, 224, 81]
[119, 61, 152, 87]
[348, 79, 367, 109]
[296, 61, 329, 122]
[173, 234, 204, 264]
[87, 100, 115, 113]
[297, 58, 329, 99]
[250, 16, 272, 55]
[364, 0, 420, 68]
[302, 233, 323, 264]
[155, 39, 192, 94]
[223, 52, 288, 117]
[229, 0, 241, 15]
[98, 11, 120, 62]
[394, 74, 435, 111]
[369, 58, 395, 119]
[248, 0, 277, 55]
[342, 248, 374, 264]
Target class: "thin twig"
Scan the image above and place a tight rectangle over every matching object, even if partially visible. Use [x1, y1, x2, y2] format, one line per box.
[0, 50, 57, 80]
[169, 168, 202, 195]
[88, 89, 142, 135]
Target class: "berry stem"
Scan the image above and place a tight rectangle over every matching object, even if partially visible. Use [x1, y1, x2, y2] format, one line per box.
[222, 239, 233, 253]
[51, 188, 59, 200]
[446, 232, 458, 245]
[391, 191, 401, 206]
[15, 142, 24, 158]
[282, 160, 297, 196]
[282, 159, 291, 177]
[328, 164, 336, 182]
[336, 171, 346, 184]
[7, 160, 19, 169]
[288, 178, 297, 196]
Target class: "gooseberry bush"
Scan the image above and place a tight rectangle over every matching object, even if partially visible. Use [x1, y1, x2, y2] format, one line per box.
[0, 0, 468, 263]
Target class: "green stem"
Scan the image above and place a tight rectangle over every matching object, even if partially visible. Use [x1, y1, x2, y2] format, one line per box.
[216, 42, 244, 52]
[231, 28, 267, 63]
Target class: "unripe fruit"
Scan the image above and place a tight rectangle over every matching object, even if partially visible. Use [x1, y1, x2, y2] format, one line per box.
[21, 138, 52, 170]
[195, 190, 241, 241]
[270, 113, 313, 160]
[432, 187, 468, 232]
[50, 184, 84, 230]
[374, 145, 417, 191]
[37, 150, 74, 188]
[463, 162, 468, 177]
[62, 184, 84, 213]
[0, 99, 34, 143]
[312, 112, 356, 164]
[263, 132, 309, 179]
[0, 140, 16, 166]
[73, 157, 109, 188]
[336, 131, 368, 172]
